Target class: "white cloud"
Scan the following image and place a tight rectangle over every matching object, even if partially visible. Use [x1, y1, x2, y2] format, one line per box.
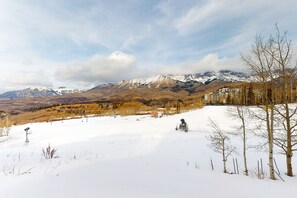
[160, 53, 245, 74]
[0, 71, 53, 92]
[0, 56, 65, 93]
[56, 51, 138, 85]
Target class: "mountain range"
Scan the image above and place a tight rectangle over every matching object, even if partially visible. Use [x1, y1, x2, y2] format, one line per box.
[81, 70, 250, 103]
[0, 87, 85, 99]
[0, 70, 250, 114]
[113, 70, 250, 89]
[0, 70, 250, 99]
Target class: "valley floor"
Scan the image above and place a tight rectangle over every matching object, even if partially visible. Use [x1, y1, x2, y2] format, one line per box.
[0, 106, 296, 198]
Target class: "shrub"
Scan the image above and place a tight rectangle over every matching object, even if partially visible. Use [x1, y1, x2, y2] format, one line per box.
[42, 144, 58, 159]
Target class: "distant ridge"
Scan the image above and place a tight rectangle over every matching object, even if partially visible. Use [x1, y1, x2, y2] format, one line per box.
[110, 70, 250, 89]
[0, 70, 250, 99]
[0, 70, 250, 114]
[0, 87, 85, 99]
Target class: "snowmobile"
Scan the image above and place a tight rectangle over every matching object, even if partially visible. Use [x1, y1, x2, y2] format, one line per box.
[175, 119, 189, 132]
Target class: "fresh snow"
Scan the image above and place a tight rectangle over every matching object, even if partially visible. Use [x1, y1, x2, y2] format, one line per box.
[116, 74, 173, 87]
[0, 106, 296, 198]
[52, 87, 85, 95]
[0, 87, 86, 99]
[29, 87, 85, 95]
[170, 71, 251, 84]
[115, 70, 251, 88]
[169, 74, 195, 83]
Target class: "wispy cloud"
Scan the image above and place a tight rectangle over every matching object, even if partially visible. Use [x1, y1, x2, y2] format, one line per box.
[174, 0, 297, 36]
[174, 0, 220, 35]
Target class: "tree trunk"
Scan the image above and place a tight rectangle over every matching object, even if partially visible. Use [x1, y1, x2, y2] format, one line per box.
[267, 106, 276, 180]
[243, 124, 248, 176]
[223, 140, 227, 173]
[287, 150, 293, 176]
[223, 159, 227, 173]
[284, 87, 294, 176]
[286, 103, 293, 176]
[240, 107, 248, 176]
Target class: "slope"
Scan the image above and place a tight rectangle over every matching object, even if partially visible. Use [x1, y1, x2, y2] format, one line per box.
[0, 106, 296, 198]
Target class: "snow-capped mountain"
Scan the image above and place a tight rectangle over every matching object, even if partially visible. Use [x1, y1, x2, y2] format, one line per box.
[170, 74, 196, 82]
[1, 70, 250, 99]
[0, 87, 85, 99]
[114, 70, 250, 89]
[115, 74, 178, 88]
[191, 70, 251, 84]
[52, 87, 86, 95]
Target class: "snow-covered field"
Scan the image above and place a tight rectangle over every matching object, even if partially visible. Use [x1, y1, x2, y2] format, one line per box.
[0, 106, 296, 198]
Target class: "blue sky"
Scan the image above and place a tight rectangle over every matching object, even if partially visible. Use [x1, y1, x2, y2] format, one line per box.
[0, 0, 297, 92]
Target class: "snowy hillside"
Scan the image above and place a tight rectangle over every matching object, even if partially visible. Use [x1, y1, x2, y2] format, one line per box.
[52, 87, 86, 95]
[170, 70, 251, 84]
[115, 74, 177, 88]
[0, 106, 296, 198]
[190, 70, 250, 84]
[115, 70, 250, 88]
[0, 87, 85, 99]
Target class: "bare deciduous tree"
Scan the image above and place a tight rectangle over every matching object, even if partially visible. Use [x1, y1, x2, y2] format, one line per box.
[207, 119, 237, 173]
[242, 24, 297, 178]
[274, 104, 297, 176]
[241, 32, 277, 180]
[229, 105, 249, 176]
[268, 25, 297, 177]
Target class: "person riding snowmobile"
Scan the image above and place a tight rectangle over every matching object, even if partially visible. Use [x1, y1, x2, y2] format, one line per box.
[176, 118, 188, 132]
